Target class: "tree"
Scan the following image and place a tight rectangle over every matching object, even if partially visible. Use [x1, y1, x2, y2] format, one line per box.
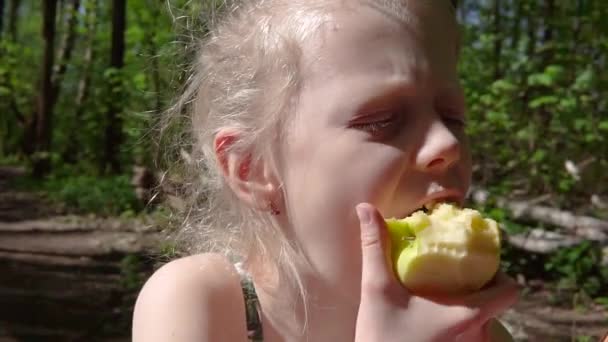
[52, 0, 80, 100]
[103, 0, 127, 174]
[7, 0, 19, 41]
[64, 0, 97, 163]
[0, 0, 5, 37]
[32, 0, 58, 177]
[492, 0, 502, 79]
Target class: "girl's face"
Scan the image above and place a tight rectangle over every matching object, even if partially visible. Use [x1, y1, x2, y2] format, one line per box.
[279, 1, 469, 302]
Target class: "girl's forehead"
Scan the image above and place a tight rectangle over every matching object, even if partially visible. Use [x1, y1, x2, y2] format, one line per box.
[299, 1, 459, 85]
[290, 1, 461, 127]
[359, 0, 435, 28]
[357, 0, 455, 26]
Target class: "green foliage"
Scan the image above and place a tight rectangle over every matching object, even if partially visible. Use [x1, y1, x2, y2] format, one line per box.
[596, 297, 608, 311]
[119, 254, 146, 291]
[44, 174, 141, 216]
[574, 335, 594, 342]
[460, 1, 608, 209]
[457, 1, 608, 303]
[545, 241, 608, 298]
[157, 241, 181, 261]
[0, 154, 25, 166]
[12, 169, 142, 216]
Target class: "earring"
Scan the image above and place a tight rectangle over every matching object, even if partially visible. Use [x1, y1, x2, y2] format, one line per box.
[269, 201, 281, 216]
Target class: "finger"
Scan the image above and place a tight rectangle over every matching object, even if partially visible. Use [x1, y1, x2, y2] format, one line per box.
[429, 304, 481, 339]
[356, 203, 395, 294]
[464, 272, 520, 320]
[424, 272, 519, 339]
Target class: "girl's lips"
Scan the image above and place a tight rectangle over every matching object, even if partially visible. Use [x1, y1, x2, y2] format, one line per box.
[423, 197, 462, 211]
[388, 189, 466, 220]
[406, 189, 465, 217]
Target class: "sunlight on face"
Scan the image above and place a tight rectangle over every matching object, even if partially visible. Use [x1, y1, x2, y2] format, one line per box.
[279, 1, 470, 302]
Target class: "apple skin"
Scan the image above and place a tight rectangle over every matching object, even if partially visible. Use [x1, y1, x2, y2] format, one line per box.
[385, 203, 502, 296]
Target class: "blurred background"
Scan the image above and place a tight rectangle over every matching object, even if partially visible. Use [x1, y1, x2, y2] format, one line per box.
[0, 0, 606, 341]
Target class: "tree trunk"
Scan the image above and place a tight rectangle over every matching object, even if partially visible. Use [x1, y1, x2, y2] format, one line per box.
[32, 0, 58, 178]
[510, 0, 523, 50]
[7, 0, 19, 41]
[0, 0, 5, 37]
[64, 0, 97, 164]
[520, 1, 537, 140]
[457, 0, 466, 22]
[3, 0, 26, 150]
[534, 0, 556, 144]
[103, 0, 127, 175]
[572, 0, 583, 41]
[51, 0, 80, 101]
[493, 0, 502, 79]
[541, 0, 555, 66]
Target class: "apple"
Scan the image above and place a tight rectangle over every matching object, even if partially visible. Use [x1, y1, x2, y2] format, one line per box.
[385, 203, 501, 296]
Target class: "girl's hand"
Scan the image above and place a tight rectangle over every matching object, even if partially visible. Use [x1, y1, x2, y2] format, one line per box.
[354, 203, 519, 342]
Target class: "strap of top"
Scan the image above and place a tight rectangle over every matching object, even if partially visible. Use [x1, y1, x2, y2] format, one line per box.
[236, 262, 264, 341]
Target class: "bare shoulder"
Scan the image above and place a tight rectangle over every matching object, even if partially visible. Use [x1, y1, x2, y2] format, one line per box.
[132, 253, 249, 342]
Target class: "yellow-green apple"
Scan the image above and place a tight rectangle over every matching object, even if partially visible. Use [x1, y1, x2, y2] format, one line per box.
[385, 203, 501, 296]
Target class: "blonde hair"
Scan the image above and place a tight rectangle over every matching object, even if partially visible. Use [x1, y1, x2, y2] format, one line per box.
[160, 0, 332, 305]
[159, 0, 458, 332]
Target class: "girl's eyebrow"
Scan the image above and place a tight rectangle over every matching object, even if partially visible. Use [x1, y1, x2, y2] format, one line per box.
[438, 84, 466, 104]
[353, 79, 418, 116]
[353, 75, 464, 118]
[374, 80, 418, 102]
[361, 0, 419, 28]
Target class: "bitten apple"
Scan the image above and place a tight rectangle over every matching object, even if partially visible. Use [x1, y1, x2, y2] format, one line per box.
[385, 203, 501, 295]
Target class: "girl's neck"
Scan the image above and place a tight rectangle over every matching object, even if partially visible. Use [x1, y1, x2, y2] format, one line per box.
[250, 262, 359, 342]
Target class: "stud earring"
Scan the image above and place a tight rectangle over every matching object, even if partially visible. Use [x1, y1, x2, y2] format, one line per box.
[269, 201, 280, 216]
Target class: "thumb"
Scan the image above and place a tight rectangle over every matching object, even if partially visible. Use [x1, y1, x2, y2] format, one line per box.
[356, 203, 396, 294]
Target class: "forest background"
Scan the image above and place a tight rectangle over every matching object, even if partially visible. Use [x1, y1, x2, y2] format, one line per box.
[0, 0, 607, 340]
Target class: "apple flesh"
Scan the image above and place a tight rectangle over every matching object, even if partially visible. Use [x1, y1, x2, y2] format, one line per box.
[385, 203, 501, 296]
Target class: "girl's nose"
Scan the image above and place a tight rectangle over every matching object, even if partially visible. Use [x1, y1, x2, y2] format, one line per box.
[412, 120, 462, 173]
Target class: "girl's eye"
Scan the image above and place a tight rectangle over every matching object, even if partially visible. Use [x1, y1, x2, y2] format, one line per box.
[350, 113, 400, 137]
[353, 119, 393, 133]
[440, 109, 466, 128]
[443, 116, 466, 127]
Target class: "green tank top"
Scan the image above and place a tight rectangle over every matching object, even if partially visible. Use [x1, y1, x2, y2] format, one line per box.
[237, 263, 264, 341]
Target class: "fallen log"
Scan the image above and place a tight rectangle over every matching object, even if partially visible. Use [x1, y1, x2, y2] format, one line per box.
[470, 188, 608, 243]
[506, 229, 584, 254]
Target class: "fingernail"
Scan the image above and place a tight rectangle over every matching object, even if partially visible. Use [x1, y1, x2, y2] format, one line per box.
[356, 204, 371, 225]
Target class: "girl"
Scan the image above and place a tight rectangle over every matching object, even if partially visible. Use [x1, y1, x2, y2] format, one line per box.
[132, 0, 519, 341]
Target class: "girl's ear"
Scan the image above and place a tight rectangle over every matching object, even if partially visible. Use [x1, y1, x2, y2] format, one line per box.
[214, 129, 279, 212]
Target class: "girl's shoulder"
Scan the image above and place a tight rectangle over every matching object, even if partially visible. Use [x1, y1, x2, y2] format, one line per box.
[132, 253, 249, 342]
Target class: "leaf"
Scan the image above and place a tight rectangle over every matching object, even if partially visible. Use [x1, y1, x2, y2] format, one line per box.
[573, 69, 593, 91]
[545, 65, 565, 80]
[529, 95, 559, 109]
[133, 73, 147, 89]
[531, 150, 547, 163]
[491, 79, 517, 93]
[558, 97, 577, 112]
[559, 179, 574, 192]
[585, 133, 598, 143]
[528, 73, 553, 87]
[574, 119, 589, 131]
[0, 86, 10, 96]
